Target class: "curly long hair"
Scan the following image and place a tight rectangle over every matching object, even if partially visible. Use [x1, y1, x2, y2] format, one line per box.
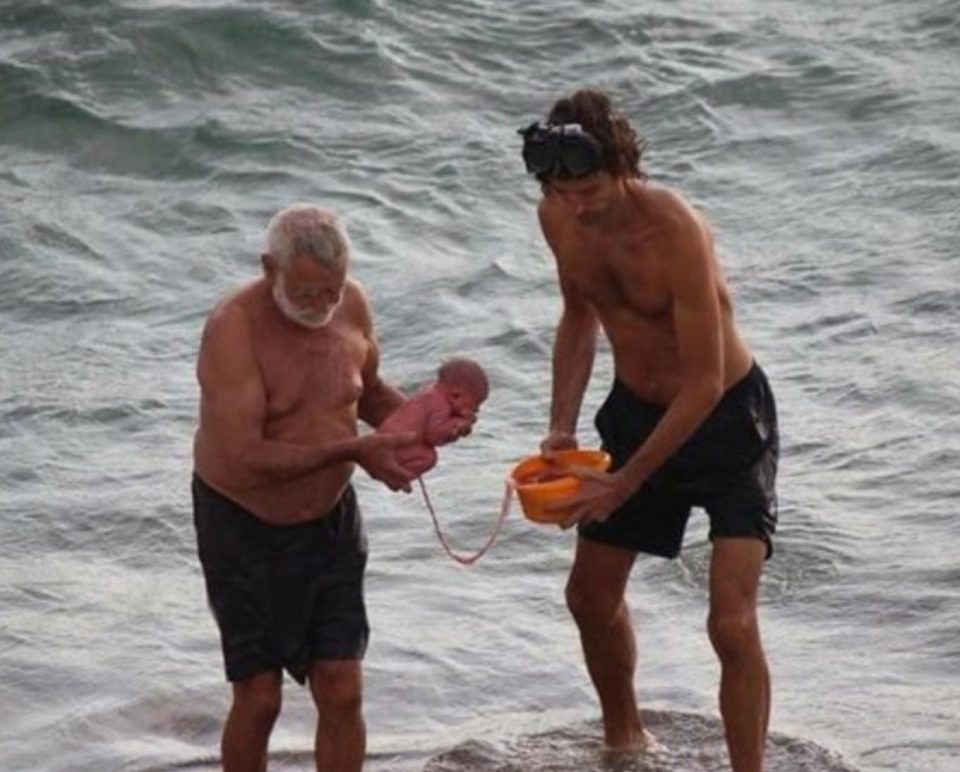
[541, 89, 647, 184]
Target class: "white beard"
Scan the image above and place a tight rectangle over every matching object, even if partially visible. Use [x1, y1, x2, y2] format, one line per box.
[272, 275, 339, 329]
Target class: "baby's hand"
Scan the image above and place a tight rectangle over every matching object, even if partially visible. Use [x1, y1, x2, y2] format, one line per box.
[440, 421, 462, 443]
[453, 414, 475, 439]
[438, 416, 473, 444]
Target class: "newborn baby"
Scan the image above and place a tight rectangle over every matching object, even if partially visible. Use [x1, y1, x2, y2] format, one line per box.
[379, 358, 489, 477]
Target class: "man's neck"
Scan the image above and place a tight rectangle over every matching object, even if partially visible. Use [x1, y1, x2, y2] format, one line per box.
[610, 178, 649, 228]
[582, 178, 643, 234]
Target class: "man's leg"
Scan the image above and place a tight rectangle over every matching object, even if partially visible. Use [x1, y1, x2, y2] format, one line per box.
[221, 670, 282, 772]
[565, 537, 645, 748]
[707, 537, 769, 772]
[309, 660, 365, 772]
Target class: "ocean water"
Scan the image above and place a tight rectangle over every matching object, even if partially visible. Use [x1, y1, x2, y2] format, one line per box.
[1, 0, 958, 770]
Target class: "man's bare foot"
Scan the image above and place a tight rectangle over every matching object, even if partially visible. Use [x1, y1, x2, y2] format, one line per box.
[604, 728, 660, 753]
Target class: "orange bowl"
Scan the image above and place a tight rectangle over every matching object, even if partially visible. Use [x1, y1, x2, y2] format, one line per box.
[509, 449, 611, 524]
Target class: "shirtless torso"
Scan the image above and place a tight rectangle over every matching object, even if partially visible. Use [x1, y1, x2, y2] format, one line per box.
[543, 178, 753, 405]
[539, 176, 757, 502]
[194, 275, 408, 524]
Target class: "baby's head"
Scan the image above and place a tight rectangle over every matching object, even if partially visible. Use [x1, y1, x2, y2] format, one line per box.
[436, 358, 489, 417]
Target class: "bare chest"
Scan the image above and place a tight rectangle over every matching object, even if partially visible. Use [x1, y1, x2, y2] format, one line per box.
[563, 237, 672, 319]
[254, 324, 368, 420]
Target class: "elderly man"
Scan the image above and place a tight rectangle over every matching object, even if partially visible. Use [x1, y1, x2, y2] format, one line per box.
[192, 204, 420, 772]
[522, 90, 779, 772]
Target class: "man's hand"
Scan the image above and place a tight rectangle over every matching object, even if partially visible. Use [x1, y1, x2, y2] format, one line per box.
[549, 467, 635, 529]
[539, 429, 578, 459]
[353, 432, 417, 493]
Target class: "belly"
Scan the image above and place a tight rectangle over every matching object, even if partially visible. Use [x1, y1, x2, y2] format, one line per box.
[613, 356, 684, 405]
[234, 464, 355, 525]
[253, 408, 358, 522]
[600, 311, 753, 405]
[195, 406, 361, 525]
[601, 314, 682, 403]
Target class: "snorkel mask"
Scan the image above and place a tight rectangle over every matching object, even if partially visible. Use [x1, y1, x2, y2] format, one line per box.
[518, 121, 604, 178]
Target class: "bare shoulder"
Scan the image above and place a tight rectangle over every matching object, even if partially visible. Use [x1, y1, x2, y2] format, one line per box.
[343, 276, 370, 306]
[640, 182, 710, 233]
[537, 195, 570, 253]
[340, 276, 374, 334]
[537, 195, 561, 226]
[201, 280, 262, 343]
[636, 182, 713, 260]
[196, 281, 265, 387]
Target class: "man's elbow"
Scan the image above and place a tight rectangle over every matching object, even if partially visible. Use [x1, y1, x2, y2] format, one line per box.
[561, 300, 596, 325]
[358, 395, 385, 428]
[228, 441, 273, 482]
[559, 305, 599, 342]
[361, 382, 403, 427]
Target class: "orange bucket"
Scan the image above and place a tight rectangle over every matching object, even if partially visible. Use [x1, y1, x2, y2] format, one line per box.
[509, 449, 611, 524]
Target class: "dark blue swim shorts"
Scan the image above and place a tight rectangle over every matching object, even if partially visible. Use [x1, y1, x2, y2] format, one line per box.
[193, 475, 369, 683]
[580, 361, 779, 559]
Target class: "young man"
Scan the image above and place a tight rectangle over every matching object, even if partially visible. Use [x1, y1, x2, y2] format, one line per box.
[521, 90, 779, 772]
[192, 204, 435, 771]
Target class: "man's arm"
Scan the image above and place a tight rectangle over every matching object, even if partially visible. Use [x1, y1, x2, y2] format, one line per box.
[197, 302, 393, 485]
[541, 204, 600, 450]
[359, 344, 407, 428]
[354, 283, 407, 427]
[616, 211, 724, 490]
[549, 277, 599, 438]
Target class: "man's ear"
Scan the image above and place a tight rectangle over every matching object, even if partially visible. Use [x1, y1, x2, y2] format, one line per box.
[261, 253, 276, 280]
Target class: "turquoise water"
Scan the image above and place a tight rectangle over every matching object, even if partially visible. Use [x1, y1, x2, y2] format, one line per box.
[1, 1, 958, 770]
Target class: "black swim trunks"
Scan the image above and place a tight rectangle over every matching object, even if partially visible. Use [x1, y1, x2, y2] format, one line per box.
[192, 475, 369, 684]
[580, 361, 779, 559]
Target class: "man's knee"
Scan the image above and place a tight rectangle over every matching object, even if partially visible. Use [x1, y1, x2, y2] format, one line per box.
[310, 661, 363, 715]
[707, 609, 760, 662]
[232, 674, 282, 726]
[565, 576, 623, 629]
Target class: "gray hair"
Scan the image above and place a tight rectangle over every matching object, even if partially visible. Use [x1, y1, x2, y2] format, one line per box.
[265, 204, 350, 270]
